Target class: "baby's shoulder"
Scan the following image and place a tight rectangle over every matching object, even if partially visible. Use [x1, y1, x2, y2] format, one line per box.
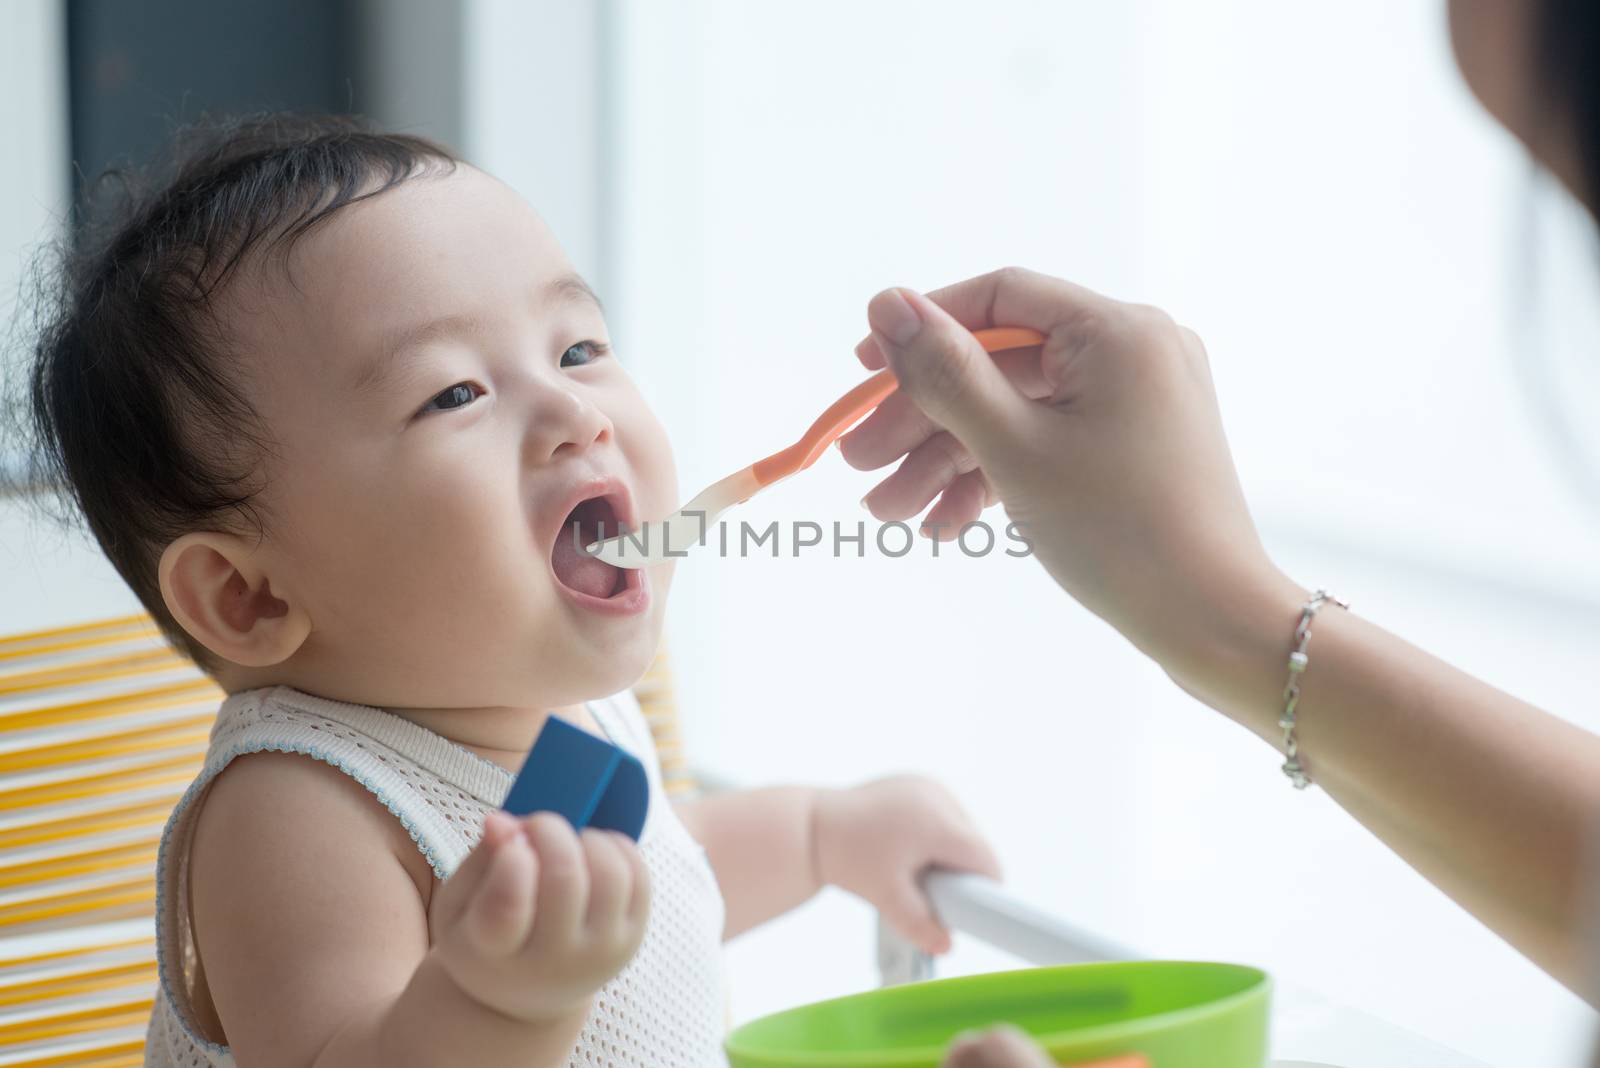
[192, 748, 437, 907]
[180, 747, 440, 1060]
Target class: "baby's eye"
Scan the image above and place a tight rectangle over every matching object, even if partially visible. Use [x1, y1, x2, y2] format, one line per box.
[419, 382, 482, 414]
[561, 340, 611, 368]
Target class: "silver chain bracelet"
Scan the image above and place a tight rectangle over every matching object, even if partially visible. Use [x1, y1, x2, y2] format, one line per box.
[1280, 588, 1350, 789]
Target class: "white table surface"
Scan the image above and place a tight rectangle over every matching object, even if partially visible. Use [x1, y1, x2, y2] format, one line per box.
[917, 872, 1507, 1067]
[1270, 981, 1495, 1067]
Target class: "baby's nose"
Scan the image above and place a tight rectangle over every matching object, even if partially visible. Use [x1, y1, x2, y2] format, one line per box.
[526, 385, 613, 464]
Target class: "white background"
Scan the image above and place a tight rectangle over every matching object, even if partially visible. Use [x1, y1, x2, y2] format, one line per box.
[5, 3, 1600, 1064]
[600, 3, 1600, 1064]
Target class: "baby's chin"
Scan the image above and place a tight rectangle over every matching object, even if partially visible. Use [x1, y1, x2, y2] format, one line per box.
[569, 639, 661, 703]
[532, 603, 669, 704]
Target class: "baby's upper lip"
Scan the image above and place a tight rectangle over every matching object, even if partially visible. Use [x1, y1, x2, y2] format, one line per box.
[541, 471, 638, 559]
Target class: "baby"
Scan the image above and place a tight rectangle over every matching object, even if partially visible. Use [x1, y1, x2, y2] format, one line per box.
[24, 115, 1001, 1067]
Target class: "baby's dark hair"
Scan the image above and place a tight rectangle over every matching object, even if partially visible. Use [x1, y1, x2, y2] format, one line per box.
[20, 113, 457, 668]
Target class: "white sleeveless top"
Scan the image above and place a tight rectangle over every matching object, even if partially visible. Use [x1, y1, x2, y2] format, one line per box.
[143, 685, 727, 1067]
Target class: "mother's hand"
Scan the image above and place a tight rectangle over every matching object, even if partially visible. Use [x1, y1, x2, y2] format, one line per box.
[941, 1027, 1056, 1067]
[839, 268, 1293, 692]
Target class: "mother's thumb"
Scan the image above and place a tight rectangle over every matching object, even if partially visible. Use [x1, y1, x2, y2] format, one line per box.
[868, 288, 1031, 462]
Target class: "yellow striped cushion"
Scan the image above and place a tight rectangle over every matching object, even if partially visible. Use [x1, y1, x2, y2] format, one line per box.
[0, 614, 690, 1060]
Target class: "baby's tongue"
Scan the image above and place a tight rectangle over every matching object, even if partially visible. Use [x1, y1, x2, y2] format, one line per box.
[552, 525, 621, 599]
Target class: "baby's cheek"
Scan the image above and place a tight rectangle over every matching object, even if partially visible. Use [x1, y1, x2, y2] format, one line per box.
[360, 493, 546, 665]
[403, 477, 527, 575]
[329, 466, 512, 595]
[620, 401, 677, 518]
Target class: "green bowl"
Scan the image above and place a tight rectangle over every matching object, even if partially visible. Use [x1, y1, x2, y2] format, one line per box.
[725, 961, 1271, 1068]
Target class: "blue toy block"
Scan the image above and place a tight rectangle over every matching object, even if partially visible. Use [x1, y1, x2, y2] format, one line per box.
[501, 715, 649, 841]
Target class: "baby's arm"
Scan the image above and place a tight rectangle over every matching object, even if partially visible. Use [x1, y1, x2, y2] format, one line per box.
[190, 753, 647, 1068]
[673, 786, 819, 939]
[675, 776, 1000, 952]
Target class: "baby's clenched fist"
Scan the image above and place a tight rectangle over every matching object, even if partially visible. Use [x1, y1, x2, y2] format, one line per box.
[429, 810, 650, 1023]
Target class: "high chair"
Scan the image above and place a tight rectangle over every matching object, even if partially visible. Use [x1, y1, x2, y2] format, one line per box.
[0, 613, 1485, 1067]
[0, 613, 696, 1067]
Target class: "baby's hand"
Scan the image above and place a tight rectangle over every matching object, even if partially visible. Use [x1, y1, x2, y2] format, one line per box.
[813, 775, 1001, 955]
[429, 810, 650, 1023]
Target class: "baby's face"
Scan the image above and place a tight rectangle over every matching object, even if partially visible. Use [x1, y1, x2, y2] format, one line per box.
[222, 165, 677, 709]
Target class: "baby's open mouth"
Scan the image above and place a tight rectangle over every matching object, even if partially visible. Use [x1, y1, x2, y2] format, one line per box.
[551, 495, 629, 600]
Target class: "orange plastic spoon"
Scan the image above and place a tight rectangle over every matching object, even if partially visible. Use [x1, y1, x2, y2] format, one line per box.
[588, 326, 1046, 567]
[750, 325, 1045, 486]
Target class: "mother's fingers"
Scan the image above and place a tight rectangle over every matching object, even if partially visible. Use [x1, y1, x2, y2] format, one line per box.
[862, 431, 976, 523]
[855, 334, 889, 370]
[839, 348, 1051, 471]
[854, 266, 1109, 370]
[839, 389, 940, 471]
[919, 469, 991, 538]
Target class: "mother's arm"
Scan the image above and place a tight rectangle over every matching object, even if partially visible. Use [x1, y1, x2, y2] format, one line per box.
[841, 267, 1600, 1004]
[1188, 571, 1600, 999]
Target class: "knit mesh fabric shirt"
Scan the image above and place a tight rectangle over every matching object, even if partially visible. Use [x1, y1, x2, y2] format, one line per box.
[143, 685, 727, 1066]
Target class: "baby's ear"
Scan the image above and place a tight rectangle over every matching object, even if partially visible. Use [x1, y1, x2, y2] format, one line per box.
[158, 533, 311, 668]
